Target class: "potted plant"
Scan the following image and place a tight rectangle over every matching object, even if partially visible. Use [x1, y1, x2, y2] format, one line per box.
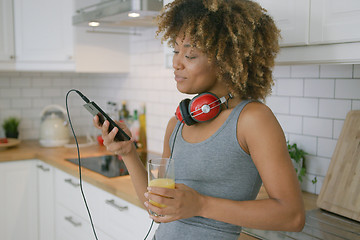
[2, 117, 21, 138]
[287, 142, 317, 184]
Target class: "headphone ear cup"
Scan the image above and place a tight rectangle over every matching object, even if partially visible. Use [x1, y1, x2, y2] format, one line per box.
[189, 92, 221, 123]
[179, 98, 197, 126]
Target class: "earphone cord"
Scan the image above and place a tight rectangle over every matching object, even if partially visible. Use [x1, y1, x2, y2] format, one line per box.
[66, 89, 99, 240]
[143, 119, 184, 240]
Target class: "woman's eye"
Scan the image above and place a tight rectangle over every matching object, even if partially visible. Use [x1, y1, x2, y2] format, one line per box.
[185, 55, 196, 60]
[173, 50, 179, 54]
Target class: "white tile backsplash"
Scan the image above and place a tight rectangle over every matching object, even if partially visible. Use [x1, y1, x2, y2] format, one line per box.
[304, 79, 334, 98]
[291, 65, 320, 78]
[290, 97, 318, 117]
[335, 79, 360, 99]
[319, 99, 351, 119]
[317, 137, 337, 158]
[354, 65, 360, 78]
[320, 64, 353, 78]
[0, 26, 359, 195]
[303, 117, 333, 138]
[276, 78, 304, 96]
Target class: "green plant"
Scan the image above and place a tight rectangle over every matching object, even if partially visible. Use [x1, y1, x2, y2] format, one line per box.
[2, 116, 20, 138]
[287, 142, 317, 184]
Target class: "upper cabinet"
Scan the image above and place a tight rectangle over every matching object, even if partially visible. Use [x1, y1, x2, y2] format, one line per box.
[0, 0, 129, 73]
[255, 0, 310, 47]
[12, 0, 75, 71]
[0, 0, 15, 69]
[255, 0, 360, 64]
[309, 0, 360, 44]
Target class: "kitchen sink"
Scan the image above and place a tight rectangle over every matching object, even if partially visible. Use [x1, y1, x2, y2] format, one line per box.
[66, 155, 129, 178]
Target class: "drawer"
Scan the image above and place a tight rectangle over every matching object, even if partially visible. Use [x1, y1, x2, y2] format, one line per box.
[55, 204, 114, 240]
[54, 169, 95, 220]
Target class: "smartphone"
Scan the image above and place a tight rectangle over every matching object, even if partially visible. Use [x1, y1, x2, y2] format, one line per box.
[83, 101, 130, 142]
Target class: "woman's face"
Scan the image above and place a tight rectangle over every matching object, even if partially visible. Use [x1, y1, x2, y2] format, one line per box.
[172, 35, 222, 95]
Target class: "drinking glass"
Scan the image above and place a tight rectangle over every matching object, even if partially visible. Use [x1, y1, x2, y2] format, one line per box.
[147, 158, 175, 216]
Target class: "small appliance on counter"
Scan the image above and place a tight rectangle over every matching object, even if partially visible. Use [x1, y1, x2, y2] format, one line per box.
[39, 105, 70, 147]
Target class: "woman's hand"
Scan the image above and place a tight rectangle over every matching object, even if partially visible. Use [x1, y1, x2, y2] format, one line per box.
[144, 183, 206, 223]
[93, 115, 134, 156]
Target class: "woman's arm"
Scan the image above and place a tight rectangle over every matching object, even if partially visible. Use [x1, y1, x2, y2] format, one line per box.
[145, 103, 305, 232]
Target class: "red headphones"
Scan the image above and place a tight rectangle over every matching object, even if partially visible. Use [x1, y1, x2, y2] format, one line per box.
[175, 92, 230, 126]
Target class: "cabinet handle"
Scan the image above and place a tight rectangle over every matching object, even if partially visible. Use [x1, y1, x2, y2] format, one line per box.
[64, 178, 80, 187]
[105, 199, 128, 211]
[65, 216, 82, 227]
[10, 55, 15, 59]
[37, 164, 50, 172]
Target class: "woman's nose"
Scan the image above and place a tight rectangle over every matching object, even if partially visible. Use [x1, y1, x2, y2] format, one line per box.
[172, 54, 184, 70]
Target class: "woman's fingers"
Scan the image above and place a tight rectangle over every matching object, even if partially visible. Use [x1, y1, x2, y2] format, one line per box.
[93, 115, 102, 129]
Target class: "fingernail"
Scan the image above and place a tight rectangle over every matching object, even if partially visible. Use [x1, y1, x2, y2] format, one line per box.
[147, 187, 151, 191]
[144, 201, 148, 207]
[144, 192, 149, 198]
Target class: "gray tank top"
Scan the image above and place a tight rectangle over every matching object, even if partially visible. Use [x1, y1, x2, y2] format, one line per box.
[153, 100, 262, 240]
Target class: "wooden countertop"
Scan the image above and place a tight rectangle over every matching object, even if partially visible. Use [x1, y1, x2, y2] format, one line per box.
[1, 140, 318, 239]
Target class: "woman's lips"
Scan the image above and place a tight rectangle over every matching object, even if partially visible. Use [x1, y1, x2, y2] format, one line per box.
[175, 75, 186, 82]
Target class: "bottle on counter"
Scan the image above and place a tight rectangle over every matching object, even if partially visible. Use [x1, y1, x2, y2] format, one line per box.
[138, 103, 147, 166]
[130, 110, 140, 143]
[118, 100, 129, 123]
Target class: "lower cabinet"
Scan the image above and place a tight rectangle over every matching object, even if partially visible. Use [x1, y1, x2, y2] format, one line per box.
[0, 160, 39, 240]
[54, 168, 158, 240]
[0, 160, 157, 240]
[36, 160, 55, 240]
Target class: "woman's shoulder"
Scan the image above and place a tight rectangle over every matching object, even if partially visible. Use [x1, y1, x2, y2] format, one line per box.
[239, 100, 274, 122]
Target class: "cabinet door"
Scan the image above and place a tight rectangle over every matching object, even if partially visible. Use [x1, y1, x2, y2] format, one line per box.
[13, 0, 75, 70]
[37, 161, 55, 240]
[255, 0, 310, 46]
[95, 188, 157, 240]
[55, 204, 115, 240]
[0, 160, 38, 240]
[310, 0, 360, 44]
[0, 0, 15, 62]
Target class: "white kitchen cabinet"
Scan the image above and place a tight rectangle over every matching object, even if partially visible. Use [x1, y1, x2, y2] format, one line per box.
[54, 168, 157, 240]
[0, 160, 38, 240]
[0, 0, 15, 69]
[255, 0, 310, 47]
[12, 0, 75, 71]
[36, 160, 55, 240]
[256, 0, 360, 64]
[87, 184, 157, 240]
[310, 0, 360, 44]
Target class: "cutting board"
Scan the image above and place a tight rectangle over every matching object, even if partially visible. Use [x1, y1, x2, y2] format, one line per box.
[317, 110, 360, 222]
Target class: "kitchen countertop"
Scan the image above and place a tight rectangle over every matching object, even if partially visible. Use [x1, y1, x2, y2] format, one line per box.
[0, 140, 319, 239]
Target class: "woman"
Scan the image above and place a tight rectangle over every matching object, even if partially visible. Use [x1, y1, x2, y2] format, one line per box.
[94, 0, 305, 239]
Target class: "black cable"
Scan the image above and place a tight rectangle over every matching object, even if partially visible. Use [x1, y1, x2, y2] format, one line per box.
[143, 119, 184, 240]
[66, 89, 99, 240]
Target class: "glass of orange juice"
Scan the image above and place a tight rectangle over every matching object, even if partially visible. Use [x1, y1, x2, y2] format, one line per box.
[147, 158, 175, 216]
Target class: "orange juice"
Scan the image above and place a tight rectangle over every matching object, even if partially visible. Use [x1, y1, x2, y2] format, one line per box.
[148, 178, 175, 208]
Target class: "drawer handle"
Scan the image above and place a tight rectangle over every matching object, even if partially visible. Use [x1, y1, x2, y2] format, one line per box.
[106, 199, 128, 211]
[64, 178, 80, 187]
[37, 164, 50, 172]
[65, 216, 82, 227]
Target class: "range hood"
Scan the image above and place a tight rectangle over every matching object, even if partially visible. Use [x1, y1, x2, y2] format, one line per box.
[73, 0, 163, 29]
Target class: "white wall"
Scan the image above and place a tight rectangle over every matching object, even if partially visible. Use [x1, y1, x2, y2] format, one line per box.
[0, 28, 359, 194]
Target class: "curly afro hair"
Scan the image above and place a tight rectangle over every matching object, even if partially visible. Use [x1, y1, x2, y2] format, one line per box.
[156, 0, 280, 100]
